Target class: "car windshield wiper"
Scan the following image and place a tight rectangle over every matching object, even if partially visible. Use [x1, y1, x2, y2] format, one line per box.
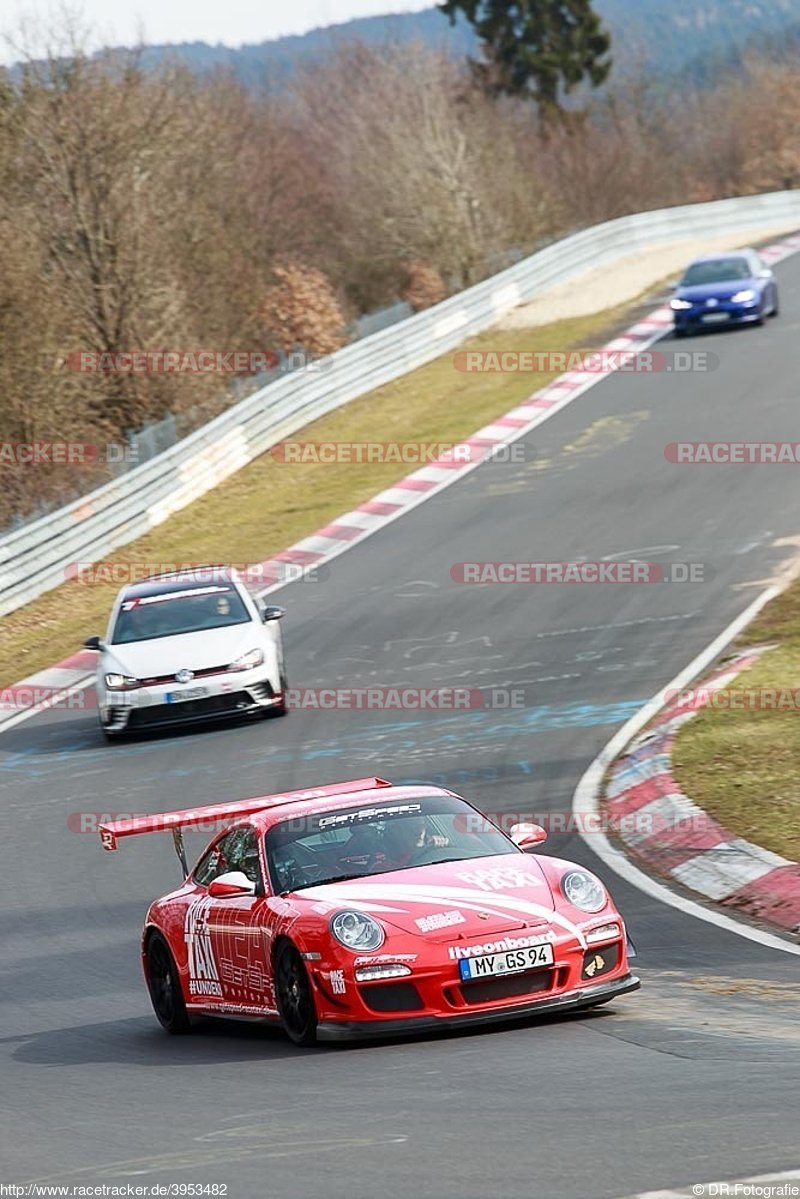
[284, 871, 370, 893]
[413, 855, 468, 867]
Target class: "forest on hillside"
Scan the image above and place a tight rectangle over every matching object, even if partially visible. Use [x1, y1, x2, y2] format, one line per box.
[1, 15, 800, 528]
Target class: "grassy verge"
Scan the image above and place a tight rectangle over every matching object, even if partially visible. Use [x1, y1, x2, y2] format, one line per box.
[672, 581, 800, 862]
[1, 294, 657, 692]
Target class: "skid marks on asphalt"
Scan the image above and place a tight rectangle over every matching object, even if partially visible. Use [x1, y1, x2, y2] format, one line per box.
[480, 411, 653, 495]
[318, 620, 696, 688]
[19, 1121, 408, 1184]
[588, 970, 800, 1060]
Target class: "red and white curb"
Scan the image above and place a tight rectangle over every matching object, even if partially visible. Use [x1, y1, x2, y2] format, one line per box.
[604, 650, 800, 935]
[3, 230, 800, 731]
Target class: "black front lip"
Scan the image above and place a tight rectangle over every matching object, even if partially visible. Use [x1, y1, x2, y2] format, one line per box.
[674, 306, 761, 325]
[102, 695, 280, 733]
[316, 972, 641, 1041]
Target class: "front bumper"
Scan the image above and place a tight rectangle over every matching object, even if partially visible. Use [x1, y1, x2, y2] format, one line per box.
[673, 301, 762, 330]
[99, 668, 282, 733]
[317, 972, 640, 1041]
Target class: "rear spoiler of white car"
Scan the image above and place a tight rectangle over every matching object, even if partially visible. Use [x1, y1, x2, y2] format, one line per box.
[98, 777, 392, 876]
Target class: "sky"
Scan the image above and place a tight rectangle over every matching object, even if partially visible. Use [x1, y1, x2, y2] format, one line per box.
[0, 0, 434, 63]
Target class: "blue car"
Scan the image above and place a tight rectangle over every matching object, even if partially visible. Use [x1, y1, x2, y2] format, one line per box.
[671, 249, 779, 337]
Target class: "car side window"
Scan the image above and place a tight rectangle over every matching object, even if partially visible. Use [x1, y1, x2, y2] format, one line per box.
[224, 827, 263, 885]
[193, 836, 230, 887]
[194, 827, 263, 888]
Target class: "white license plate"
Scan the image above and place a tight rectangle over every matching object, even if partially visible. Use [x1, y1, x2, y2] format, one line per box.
[458, 942, 554, 981]
[165, 687, 208, 703]
[701, 312, 729, 323]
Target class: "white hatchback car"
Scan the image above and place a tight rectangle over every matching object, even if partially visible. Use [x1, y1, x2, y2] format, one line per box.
[84, 568, 287, 739]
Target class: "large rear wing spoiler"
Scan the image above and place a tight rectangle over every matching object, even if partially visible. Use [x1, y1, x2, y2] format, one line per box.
[98, 777, 392, 876]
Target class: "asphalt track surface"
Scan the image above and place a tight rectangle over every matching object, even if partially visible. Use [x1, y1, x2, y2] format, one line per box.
[3, 259, 800, 1199]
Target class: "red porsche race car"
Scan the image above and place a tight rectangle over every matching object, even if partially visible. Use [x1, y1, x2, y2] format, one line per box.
[99, 777, 640, 1045]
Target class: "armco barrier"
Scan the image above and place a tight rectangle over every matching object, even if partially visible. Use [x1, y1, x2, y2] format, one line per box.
[2, 189, 800, 617]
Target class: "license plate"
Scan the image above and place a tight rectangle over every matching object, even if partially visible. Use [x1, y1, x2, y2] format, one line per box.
[701, 312, 729, 323]
[458, 942, 554, 981]
[165, 687, 208, 703]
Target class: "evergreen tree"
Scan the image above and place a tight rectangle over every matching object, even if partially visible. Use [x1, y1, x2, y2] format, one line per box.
[440, 0, 612, 113]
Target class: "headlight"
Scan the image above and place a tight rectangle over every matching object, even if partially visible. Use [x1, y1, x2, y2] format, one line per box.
[330, 910, 384, 952]
[670, 298, 692, 310]
[562, 870, 607, 913]
[731, 289, 756, 303]
[227, 647, 265, 672]
[104, 673, 140, 690]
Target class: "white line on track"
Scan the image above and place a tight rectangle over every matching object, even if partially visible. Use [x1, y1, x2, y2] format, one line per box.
[618, 1166, 800, 1199]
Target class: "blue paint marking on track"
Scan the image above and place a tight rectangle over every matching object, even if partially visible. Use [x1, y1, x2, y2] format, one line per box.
[0, 699, 647, 781]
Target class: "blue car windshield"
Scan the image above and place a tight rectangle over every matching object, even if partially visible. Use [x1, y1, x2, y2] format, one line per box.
[680, 258, 752, 286]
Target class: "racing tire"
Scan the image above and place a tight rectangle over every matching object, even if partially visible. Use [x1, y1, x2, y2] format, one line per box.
[146, 933, 192, 1034]
[673, 327, 686, 339]
[273, 666, 289, 718]
[275, 942, 317, 1046]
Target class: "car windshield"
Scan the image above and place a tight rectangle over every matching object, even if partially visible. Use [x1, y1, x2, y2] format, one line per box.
[265, 794, 520, 893]
[111, 584, 250, 643]
[680, 257, 752, 286]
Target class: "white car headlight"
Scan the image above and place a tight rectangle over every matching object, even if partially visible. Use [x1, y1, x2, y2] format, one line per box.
[330, 910, 384, 952]
[227, 647, 265, 672]
[670, 298, 692, 310]
[104, 673, 140, 690]
[562, 870, 607, 913]
[731, 289, 756, 303]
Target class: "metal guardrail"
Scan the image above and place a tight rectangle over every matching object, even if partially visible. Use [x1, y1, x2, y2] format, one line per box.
[2, 189, 800, 618]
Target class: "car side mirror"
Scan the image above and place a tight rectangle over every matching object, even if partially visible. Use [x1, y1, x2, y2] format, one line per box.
[509, 822, 547, 851]
[758, 268, 773, 279]
[261, 605, 285, 623]
[208, 871, 257, 898]
[83, 635, 103, 650]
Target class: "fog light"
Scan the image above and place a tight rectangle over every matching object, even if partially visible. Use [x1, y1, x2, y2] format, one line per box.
[585, 922, 620, 945]
[354, 963, 412, 982]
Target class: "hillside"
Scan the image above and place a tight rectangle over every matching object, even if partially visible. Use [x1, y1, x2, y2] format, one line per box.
[124, 0, 800, 89]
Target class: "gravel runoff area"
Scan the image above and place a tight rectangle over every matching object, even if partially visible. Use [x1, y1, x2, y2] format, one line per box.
[498, 226, 797, 329]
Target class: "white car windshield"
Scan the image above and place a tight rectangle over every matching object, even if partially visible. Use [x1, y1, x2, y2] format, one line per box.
[111, 584, 250, 643]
